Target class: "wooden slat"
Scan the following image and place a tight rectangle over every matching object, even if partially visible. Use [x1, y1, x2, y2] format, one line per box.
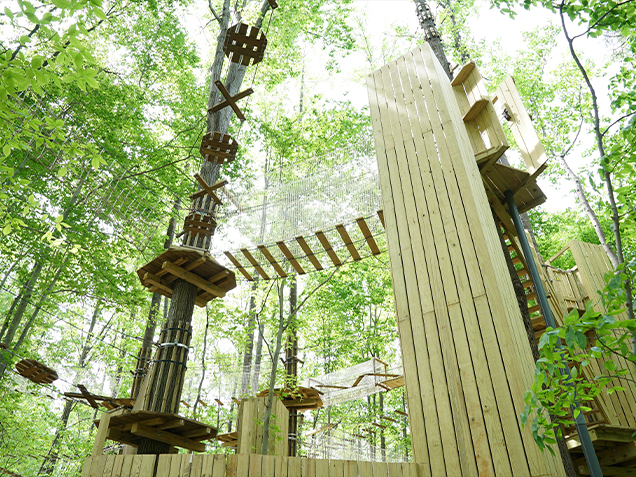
[130, 423, 205, 452]
[258, 245, 287, 278]
[224, 251, 254, 281]
[315, 231, 342, 266]
[276, 241, 305, 275]
[241, 248, 270, 280]
[356, 217, 381, 255]
[335, 225, 361, 261]
[295, 236, 323, 271]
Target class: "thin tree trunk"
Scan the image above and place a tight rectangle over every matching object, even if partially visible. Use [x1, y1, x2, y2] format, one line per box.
[241, 287, 257, 396]
[252, 323, 265, 392]
[414, 0, 452, 79]
[286, 277, 298, 456]
[38, 302, 102, 476]
[0, 293, 21, 342]
[12, 263, 65, 352]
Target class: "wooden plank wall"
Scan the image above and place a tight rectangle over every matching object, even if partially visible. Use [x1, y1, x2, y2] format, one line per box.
[236, 397, 289, 456]
[81, 454, 426, 477]
[366, 44, 566, 476]
[568, 240, 636, 427]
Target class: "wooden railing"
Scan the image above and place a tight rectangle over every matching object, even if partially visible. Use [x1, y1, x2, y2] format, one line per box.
[81, 454, 423, 477]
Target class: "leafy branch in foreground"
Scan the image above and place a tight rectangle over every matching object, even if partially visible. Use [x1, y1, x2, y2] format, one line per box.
[522, 261, 636, 452]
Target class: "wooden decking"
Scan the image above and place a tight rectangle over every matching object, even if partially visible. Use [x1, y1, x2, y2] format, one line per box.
[81, 454, 425, 477]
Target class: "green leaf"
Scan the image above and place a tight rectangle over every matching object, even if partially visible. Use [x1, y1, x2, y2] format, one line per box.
[2, 144, 11, 157]
[565, 326, 576, 349]
[93, 6, 107, 20]
[4, 7, 14, 19]
[51, 0, 72, 10]
[57, 166, 67, 177]
[575, 331, 587, 350]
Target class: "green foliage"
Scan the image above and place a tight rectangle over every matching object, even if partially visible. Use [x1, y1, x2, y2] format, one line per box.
[522, 260, 636, 452]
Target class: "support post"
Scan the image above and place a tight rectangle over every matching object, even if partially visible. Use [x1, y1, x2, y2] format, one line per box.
[505, 190, 603, 477]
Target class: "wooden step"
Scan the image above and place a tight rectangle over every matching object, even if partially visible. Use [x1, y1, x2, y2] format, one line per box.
[522, 279, 534, 290]
[526, 291, 537, 302]
[463, 98, 489, 122]
[528, 304, 541, 314]
[531, 315, 546, 330]
[507, 244, 515, 253]
[512, 255, 522, 265]
[516, 268, 529, 278]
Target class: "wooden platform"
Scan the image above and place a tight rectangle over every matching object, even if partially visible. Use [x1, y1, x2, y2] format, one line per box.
[94, 410, 217, 453]
[565, 424, 636, 476]
[15, 358, 57, 384]
[256, 386, 323, 411]
[137, 246, 236, 307]
[81, 454, 425, 477]
[215, 431, 238, 448]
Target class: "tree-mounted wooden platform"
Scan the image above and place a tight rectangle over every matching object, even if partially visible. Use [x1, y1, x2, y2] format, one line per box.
[15, 358, 58, 384]
[92, 409, 217, 454]
[137, 246, 236, 307]
[214, 431, 238, 448]
[200, 132, 238, 165]
[257, 386, 323, 411]
[223, 23, 267, 66]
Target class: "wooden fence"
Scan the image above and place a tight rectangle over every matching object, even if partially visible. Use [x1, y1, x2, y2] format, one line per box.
[81, 454, 425, 477]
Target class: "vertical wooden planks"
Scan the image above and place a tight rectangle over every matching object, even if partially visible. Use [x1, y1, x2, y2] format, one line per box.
[315, 459, 329, 477]
[367, 43, 566, 476]
[213, 455, 227, 477]
[275, 456, 288, 477]
[302, 458, 316, 477]
[357, 461, 373, 477]
[287, 457, 302, 477]
[262, 455, 276, 477]
[201, 455, 216, 477]
[111, 455, 126, 477]
[367, 64, 436, 474]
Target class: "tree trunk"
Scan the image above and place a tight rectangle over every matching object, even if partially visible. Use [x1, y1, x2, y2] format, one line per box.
[414, 0, 452, 79]
[241, 286, 258, 396]
[137, 279, 198, 454]
[252, 322, 265, 392]
[286, 277, 298, 456]
[38, 302, 102, 476]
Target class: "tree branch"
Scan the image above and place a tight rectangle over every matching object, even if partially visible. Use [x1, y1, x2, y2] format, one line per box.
[208, 0, 222, 23]
[601, 111, 636, 138]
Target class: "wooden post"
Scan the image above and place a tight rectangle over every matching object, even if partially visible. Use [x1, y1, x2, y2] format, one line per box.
[91, 412, 113, 456]
[366, 44, 566, 476]
[236, 397, 289, 456]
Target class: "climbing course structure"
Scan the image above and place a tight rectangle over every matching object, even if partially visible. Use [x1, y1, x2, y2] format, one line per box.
[75, 27, 636, 477]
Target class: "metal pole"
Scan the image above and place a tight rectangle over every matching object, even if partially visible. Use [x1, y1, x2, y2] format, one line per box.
[504, 190, 603, 477]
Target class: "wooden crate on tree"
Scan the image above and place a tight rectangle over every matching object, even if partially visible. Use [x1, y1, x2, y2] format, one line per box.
[200, 132, 238, 165]
[223, 23, 267, 66]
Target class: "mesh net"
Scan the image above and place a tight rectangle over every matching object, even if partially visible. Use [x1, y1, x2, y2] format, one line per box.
[304, 358, 402, 407]
[299, 426, 409, 462]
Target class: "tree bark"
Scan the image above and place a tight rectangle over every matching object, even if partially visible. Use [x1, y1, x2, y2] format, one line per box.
[414, 0, 452, 79]
[286, 277, 298, 456]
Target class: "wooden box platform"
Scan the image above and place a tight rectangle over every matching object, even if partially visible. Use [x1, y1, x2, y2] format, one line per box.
[137, 246, 236, 307]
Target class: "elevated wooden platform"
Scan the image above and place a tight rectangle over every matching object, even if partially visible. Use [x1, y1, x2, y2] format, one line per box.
[93, 410, 217, 454]
[566, 424, 636, 476]
[81, 454, 424, 477]
[256, 386, 323, 411]
[137, 246, 236, 307]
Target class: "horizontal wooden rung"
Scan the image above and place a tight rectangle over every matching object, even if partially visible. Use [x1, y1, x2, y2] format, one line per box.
[356, 217, 381, 255]
[336, 224, 361, 261]
[276, 241, 305, 275]
[316, 231, 342, 266]
[240, 248, 270, 280]
[224, 251, 254, 281]
[257, 245, 287, 278]
[296, 236, 323, 271]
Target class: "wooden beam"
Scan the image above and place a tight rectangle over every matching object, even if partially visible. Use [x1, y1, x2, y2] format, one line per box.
[209, 80, 253, 120]
[315, 231, 342, 266]
[190, 180, 227, 200]
[577, 466, 636, 476]
[162, 261, 226, 297]
[296, 236, 323, 271]
[130, 422, 205, 452]
[144, 272, 173, 295]
[77, 384, 99, 409]
[224, 251, 254, 281]
[335, 225, 361, 261]
[257, 245, 287, 278]
[356, 217, 381, 255]
[207, 269, 231, 284]
[194, 174, 223, 205]
[276, 241, 305, 275]
[576, 441, 636, 467]
[91, 412, 112, 456]
[241, 248, 270, 280]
